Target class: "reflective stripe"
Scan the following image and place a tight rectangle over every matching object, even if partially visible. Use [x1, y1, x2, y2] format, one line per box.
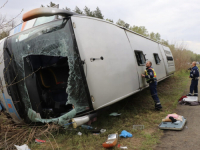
[145, 68, 157, 78]
[151, 68, 157, 78]
[145, 67, 157, 82]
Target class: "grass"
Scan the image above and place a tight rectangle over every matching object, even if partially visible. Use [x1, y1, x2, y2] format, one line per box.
[28, 71, 189, 150]
[0, 70, 190, 150]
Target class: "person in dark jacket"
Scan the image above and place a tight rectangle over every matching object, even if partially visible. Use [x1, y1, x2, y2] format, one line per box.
[187, 61, 199, 96]
[141, 61, 162, 110]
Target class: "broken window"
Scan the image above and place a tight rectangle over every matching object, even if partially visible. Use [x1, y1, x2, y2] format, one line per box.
[6, 18, 91, 119]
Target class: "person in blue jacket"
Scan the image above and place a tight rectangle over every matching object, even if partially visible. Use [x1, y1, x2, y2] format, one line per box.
[141, 61, 162, 110]
[187, 61, 199, 96]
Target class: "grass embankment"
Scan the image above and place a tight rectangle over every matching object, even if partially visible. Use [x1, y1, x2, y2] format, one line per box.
[28, 71, 189, 150]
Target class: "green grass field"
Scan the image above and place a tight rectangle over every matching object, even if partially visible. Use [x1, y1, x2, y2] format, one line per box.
[27, 71, 189, 150]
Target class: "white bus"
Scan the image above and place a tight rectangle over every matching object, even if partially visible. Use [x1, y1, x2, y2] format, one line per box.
[0, 8, 175, 127]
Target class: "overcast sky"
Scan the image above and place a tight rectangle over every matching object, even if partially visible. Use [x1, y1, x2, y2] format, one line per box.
[1, 0, 200, 54]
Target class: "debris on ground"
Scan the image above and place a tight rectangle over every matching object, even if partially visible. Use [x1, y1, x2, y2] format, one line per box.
[102, 133, 118, 148]
[77, 132, 82, 136]
[178, 95, 187, 102]
[14, 144, 31, 150]
[100, 129, 106, 133]
[133, 125, 144, 130]
[118, 144, 128, 149]
[93, 133, 100, 135]
[119, 130, 132, 138]
[35, 139, 46, 143]
[120, 146, 128, 149]
[159, 114, 187, 130]
[162, 114, 183, 122]
[81, 125, 93, 129]
[109, 112, 121, 116]
[179, 95, 199, 105]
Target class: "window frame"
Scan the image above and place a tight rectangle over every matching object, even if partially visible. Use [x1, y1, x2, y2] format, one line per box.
[166, 56, 173, 61]
[134, 50, 146, 66]
[153, 53, 161, 65]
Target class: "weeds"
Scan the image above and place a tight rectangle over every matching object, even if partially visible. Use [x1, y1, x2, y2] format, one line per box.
[0, 71, 190, 150]
[25, 72, 189, 150]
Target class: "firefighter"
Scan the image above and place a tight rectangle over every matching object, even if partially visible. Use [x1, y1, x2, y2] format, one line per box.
[141, 61, 162, 110]
[187, 61, 199, 96]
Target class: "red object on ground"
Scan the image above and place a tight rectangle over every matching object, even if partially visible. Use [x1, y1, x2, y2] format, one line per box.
[102, 133, 118, 148]
[117, 144, 121, 148]
[179, 96, 187, 102]
[35, 139, 46, 143]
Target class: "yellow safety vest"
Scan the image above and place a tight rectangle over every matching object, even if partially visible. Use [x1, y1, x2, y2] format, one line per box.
[145, 67, 157, 82]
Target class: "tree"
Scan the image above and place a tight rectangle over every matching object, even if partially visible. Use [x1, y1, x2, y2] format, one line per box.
[129, 25, 149, 37]
[149, 32, 156, 41]
[160, 39, 169, 46]
[47, 2, 56, 7]
[155, 33, 161, 41]
[93, 7, 104, 19]
[116, 19, 126, 26]
[41, 2, 59, 8]
[64, 7, 71, 11]
[74, 6, 83, 14]
[83, 6, 94, 17]
[0, 13, 16, 40]
[106, 19, 113, 23]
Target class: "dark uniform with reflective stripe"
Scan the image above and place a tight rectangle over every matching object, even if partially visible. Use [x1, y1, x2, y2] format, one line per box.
[188, 66, 199, 96]
[145, 66, 162, 110]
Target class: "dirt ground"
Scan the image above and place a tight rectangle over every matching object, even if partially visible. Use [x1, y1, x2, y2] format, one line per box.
[155, 80, 200, 150]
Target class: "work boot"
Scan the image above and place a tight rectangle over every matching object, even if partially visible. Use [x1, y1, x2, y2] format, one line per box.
[155, 103, 162, 111]
[155, 107, 162, 111]
[187, 93, 192, 96]
[194, 94, 198, 97]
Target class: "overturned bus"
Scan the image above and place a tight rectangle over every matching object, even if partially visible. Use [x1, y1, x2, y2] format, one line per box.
[0, 8, 175, 127]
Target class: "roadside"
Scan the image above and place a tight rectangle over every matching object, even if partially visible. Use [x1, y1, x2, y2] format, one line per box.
[155, 76, 200, 150]
[0, 71, 190, 150]
[27, 71, 189, 150]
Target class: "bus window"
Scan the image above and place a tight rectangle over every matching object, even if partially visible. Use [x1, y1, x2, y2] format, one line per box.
[154, 53, 161, 65]
[34, 16, 56, 27]
[135, 51, 146, 66]
[167, 56, 173, 61]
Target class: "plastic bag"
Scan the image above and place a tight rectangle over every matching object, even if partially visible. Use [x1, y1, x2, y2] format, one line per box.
[119, 130, 132, 138]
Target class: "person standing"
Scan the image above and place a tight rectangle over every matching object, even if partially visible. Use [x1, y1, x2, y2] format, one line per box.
[187, 61, 199, 96]
[141, 61, 162, 110]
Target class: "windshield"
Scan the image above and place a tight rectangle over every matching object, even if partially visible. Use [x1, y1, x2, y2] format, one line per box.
[6, 19, 90, 114]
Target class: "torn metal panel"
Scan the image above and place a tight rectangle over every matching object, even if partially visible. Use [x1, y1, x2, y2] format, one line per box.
[28, 108, 76, 127]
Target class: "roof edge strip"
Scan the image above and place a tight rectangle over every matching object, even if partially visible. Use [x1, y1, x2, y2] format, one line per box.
[121, 26, 161, 45]
[71, 15, 167, 47]
[23, 7, 79, 22]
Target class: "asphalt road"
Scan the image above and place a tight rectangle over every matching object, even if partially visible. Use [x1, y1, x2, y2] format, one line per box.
[155, 80, 200, 150]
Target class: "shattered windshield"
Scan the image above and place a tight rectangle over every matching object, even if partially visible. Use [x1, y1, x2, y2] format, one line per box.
[7, 19, 90, 114]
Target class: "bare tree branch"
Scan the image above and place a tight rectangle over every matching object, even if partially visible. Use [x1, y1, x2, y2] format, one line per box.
[0, 0, 8, 9]
[0, 9, 23, 31]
